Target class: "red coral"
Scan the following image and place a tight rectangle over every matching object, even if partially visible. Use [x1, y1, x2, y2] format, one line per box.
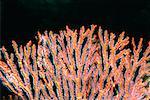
[0, 25, 149, 99]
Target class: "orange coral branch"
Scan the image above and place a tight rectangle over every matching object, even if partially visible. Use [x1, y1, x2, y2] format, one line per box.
[0, 25, 149, 99]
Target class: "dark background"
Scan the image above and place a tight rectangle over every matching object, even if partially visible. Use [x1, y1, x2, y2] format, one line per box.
[0, 0, 150, 98]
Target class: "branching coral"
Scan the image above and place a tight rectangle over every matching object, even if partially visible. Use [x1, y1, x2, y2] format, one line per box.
[0, 25, 150, 100]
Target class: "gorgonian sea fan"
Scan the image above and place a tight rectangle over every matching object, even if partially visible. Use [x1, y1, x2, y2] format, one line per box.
[0, 25, 150, 100]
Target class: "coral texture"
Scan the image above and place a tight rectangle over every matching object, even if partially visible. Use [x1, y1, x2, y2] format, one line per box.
[0, 25, 150, 99]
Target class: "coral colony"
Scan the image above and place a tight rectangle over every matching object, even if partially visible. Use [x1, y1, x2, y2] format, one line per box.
[0, 25, 150, 100]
